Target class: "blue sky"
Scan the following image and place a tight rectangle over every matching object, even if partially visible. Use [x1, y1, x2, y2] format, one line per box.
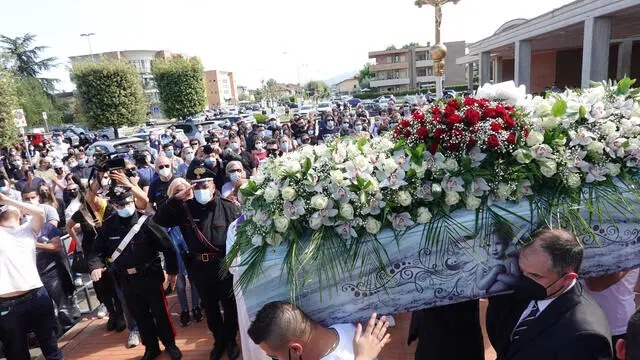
[3, 0, 574, 91]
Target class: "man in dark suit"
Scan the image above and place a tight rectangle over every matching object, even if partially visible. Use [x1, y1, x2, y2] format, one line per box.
[486, 227, 613, 360]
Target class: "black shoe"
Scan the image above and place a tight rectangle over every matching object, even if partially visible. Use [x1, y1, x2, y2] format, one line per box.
[106, 315, 117, 331]
[180, 311, 190, 327]
[227, 343, 240, 360]
[165, 345, 182, 360]
[209, 346, 225, 360]
[192, 307, 203, 322]
[140, 347, 162, 360]
[115, 315, 126, 332]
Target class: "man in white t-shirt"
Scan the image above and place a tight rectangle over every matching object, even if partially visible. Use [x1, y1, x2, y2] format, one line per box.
[0, 191, 63, 360]
[248, 301, 390, 360]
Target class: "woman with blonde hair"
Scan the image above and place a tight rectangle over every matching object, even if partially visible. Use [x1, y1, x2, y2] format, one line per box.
[166, 178, 202, 326]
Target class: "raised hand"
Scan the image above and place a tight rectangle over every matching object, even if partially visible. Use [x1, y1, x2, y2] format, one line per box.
[353, 313, 391, 360]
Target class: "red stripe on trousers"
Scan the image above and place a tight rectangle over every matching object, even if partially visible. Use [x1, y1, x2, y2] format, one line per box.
[160, 285, 176, 336]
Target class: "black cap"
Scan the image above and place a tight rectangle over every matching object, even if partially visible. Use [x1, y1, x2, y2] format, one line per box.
[186, 160, 216, 181]
[106, 186, 133, 206]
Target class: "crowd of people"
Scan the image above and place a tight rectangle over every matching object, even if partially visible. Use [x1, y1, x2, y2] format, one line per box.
[0, 100, 639, 360]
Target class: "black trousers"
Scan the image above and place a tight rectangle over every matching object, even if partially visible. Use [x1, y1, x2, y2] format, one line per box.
[118, 267, 176, 350]
[187, 258, 238, 349]
[0, 287, 63, 360]
[93, 269, 123, 317]
[410, 299, 485, 360]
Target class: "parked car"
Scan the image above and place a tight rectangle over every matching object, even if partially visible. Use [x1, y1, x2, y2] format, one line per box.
[403, 95, 418, 104]
[298, 105, 316, 117]
[251, 104, 261, 111]
[133, 129, 189, 147]
[24, 132, 53, 146]
[173, 121, 221, 139]
[362, 101, 382, 116]
[316, 102, 333, 113]
[347, 98, 362, 107]
[96, 127, 125, 140]
[85, 137, 146, 158]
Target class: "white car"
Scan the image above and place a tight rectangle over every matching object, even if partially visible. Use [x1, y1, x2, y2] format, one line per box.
[316, 102, 333, 113]
[298, 105, 316, 117]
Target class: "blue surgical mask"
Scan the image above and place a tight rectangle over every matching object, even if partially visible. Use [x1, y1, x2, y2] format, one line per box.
[270, 121, 276, 126]
[230, 172, 240, 183]
[230, 143, 239, 151]
[375, 121, 381, 126]
[342, 123, 349, 129]
[308, 129, 314, 135]
[194, 189, 211, 204]
[327, 121, 334, 128]
[259, 131, 265, 137]
[0, 186, 8, 193]
[13, 161, 21, 167]
[117, 204, 136, 218]
[204, 157, 216, 166]
[166, 150, 174, 157]
[224, 131, 229, 136]
[77, 159, 85, 166]
[355, 125, 362, 131]
[281, 143, 288, 151]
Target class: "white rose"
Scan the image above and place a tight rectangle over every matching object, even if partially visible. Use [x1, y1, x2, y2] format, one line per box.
[444, 159, 459, 172]
[330, 170, 344, 184]
[265, 233, 283, 246]
[382, 158, 398, 174]
[416, 207, 432, 224]
[465, 194, 482, 210]
[309, 215, 323, 230]
[251, 235, 264, 247]
[263, 187, 279, 202]
[252, 174, 265, 185]
[365, 178, 380, 194]
[526, 131, 544, 146]
[566, 172, 581, 188]
[340, 203, 354, 220]
[365, 217, 381, 234]
[587, 141, 605, 154]
[432, 183, 442, 194]
[600, 121, 617, 137]
[606, 163, 621, 177]
[397, 191, 412, 206]
[513, 149, 531, 164]
[310, 194, 329, 210]
[542, 117, 560, 130]
[281, 186, 297, 201]
[445, 191, 460, 206]
[273, 216, 290, 233]
[284, 160, 301, 173]
[539, 159, 557, 177]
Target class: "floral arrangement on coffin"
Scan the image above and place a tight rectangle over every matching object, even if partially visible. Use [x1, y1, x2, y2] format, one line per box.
[227, 78, 640, 295]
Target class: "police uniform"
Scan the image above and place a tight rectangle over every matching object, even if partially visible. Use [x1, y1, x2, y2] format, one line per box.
[89, 187, 182, 360]
[154, 162, 241, 360]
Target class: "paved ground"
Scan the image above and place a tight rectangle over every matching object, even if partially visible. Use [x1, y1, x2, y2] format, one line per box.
[33, 292, 498, 360]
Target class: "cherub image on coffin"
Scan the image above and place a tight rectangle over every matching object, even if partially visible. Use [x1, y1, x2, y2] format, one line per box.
[474, 224, 521, 297]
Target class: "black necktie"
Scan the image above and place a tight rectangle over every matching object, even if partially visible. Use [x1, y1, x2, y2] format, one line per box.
[511, 301, 539, 342]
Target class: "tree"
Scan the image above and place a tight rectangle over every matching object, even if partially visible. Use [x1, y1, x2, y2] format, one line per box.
[358, 63, 375, 89]
[15, 78, 61, 128]
[71, 60, 146, 136]
[0, 33, 58, 93]
[402, 42, 421, 49]
[385, 45, 397, 51]
[304, 80, 330, 99]
[0, 71, 19, 147]
[238, 93, 251, 102]
[151, 57, 207, 119]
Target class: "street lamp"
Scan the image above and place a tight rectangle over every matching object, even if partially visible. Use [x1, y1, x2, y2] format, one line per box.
[80, 33, 96, 62]
[414, 0, 460, 99]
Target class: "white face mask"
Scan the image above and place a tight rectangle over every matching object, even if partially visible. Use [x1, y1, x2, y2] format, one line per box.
[185, 153, 195, 162]
[101, 177, 110, 188]
[159, 167, 171, 178]
[255, 143, 263, 150]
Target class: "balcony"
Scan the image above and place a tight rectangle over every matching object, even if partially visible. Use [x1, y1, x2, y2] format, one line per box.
[370, 62, 410, 72]
[415, 60, 434, 67]
[370, 78, 411, 87]
[416, 76, 437, 83]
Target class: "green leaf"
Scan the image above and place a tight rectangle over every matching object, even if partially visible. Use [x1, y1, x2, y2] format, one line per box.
[616, 77, 636, 95]
[302, 157, 312, 175]
[579, 105, 586, 119]
[552, 98, 567, 117]
[461, 156, 472, 171]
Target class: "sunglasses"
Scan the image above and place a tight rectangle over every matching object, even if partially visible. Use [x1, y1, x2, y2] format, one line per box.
[158, 165, 170, 170]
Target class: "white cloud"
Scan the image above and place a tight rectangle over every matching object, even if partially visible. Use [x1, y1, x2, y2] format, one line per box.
[3, 0, 575, 91]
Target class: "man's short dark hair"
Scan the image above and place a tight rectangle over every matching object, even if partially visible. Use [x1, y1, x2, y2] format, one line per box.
[162, 143, 173, 150]
[21, 185, 37, 196]
[248, 301, 314, 350]
[526, 227, 584, 274]
[627, 308, 640, 360]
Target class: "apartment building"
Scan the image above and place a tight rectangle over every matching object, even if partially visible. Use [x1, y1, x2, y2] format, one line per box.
[69, 50, 189, 118]
[205, 70, 237, 108]
[368, 41, 466, 92]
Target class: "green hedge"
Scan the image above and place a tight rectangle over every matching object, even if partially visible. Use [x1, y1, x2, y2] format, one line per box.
[353, 84, 477, 100]
[253, 113, 267, 123]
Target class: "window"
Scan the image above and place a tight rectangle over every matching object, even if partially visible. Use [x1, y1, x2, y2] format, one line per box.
[392, 55, 400, 64]
[417, 68, 427, 77]
[416, 52, 427, 61]
[395, 70, 400, 79]
[427, 67, 434, 76]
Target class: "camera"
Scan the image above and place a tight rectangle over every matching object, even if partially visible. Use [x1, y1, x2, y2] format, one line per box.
[95, 151, 126, 173]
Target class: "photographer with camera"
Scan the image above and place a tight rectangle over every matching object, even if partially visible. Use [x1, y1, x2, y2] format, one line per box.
[133, 149, 156, 184]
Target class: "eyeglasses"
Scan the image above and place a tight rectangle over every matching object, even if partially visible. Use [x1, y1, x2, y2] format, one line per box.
[158, 165, 170, 170]
[228, 168, 242, 173]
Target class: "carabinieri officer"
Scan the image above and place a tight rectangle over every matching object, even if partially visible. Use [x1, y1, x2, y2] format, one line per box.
[89, 186, 182, 360]
[154, 162, 241, 360]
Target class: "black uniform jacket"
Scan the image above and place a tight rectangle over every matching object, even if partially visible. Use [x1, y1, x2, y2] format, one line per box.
[153, 192, 239, 254]
[89, 211, 178, 275]
[486, 281, 612, 360]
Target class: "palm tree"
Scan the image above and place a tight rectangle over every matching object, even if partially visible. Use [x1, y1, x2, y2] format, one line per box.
[0, 33, 58, 93]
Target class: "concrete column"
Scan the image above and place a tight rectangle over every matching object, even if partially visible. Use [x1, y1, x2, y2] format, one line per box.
[493, 57, 503, 83]
[515, 40, 532, 92]
[582, 17, 611, 88]
[467, 62, 475, 90]
[479, 52, 491, 87]
[617, 40, 633, 80]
